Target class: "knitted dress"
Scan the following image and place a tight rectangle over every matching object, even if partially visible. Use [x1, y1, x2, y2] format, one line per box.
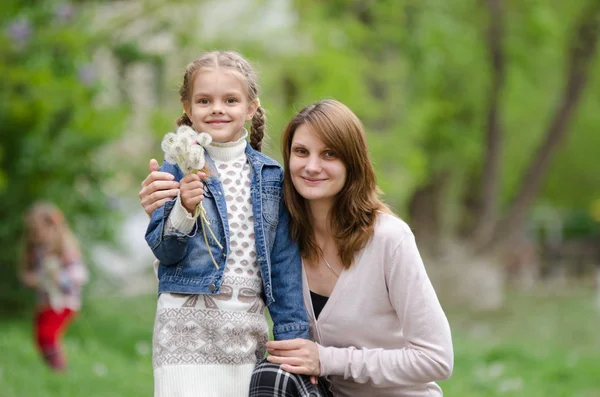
[152, 135, 268, 397]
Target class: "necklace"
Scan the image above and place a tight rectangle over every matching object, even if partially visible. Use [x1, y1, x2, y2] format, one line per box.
[323, 258, 340, 278]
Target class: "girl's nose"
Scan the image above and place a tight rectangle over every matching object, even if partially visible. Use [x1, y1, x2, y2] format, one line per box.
[211, 101, 224, 114]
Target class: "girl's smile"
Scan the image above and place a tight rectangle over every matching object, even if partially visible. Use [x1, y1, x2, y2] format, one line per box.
[184, 69, 257, 143]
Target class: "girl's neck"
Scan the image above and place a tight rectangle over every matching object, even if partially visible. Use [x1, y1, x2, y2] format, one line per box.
[204, 129, 247, 162]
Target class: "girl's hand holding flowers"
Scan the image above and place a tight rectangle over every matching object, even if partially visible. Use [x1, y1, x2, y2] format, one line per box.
[161, 125, 222, 268]
[180, 171, 207, 215]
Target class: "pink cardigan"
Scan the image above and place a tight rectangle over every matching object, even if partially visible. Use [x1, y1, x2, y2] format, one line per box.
[303, 213, 453, 397]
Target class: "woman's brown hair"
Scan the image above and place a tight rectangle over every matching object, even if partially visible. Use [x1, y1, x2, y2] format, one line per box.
[281, 99, 391, 268]
[175, 51, 266, 151]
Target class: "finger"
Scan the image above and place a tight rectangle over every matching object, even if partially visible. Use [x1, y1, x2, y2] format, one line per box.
[266, 348, 304, 358]
[149, 158, 159, 173]
[280, 364, 314, 376]
[145, 198, 172, 216]
[141, 171, 174, 188]
[143, 189, 179, 206]
[266, 339, 305, 350]
[181, 173, 201, 183]
[197, 171, 207, 180]
[266, 355, 305, 367]
[180, 185, 204, 198]
[148, 180, 180, 192]
[310, 376, 318, 385]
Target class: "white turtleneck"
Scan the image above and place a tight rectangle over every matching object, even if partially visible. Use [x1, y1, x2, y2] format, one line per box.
[167, 130, 248, 234]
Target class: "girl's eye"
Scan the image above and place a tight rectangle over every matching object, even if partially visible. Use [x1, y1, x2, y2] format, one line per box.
[226, 98, 239, 104]
[197, 98, 210, 105]
[294, 148, 308, 156]
[323, 150, 337, 158]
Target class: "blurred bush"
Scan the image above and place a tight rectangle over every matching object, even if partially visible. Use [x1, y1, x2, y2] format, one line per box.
[0, 1, 126, 313]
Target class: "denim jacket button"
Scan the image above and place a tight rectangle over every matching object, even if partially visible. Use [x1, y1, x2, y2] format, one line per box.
[208, 284, 216, 292]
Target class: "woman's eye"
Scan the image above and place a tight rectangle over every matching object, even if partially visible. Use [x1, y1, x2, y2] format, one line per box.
[323, 151, 337, 158]
[294, 148, 308, 155]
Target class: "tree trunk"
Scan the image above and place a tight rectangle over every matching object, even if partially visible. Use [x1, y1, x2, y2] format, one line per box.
[408, 172, 449, 258]
[492, 2, 600, 246]
[473, 0, 506, 244]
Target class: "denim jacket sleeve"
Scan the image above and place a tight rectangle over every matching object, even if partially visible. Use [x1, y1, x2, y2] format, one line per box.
[267, 197, 310, 341]
[144, 161, 197, 265]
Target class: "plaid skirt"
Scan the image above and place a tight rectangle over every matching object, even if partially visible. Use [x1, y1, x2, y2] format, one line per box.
[249, 359, 334, 397]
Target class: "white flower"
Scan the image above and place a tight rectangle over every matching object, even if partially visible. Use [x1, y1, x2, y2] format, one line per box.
[160, 125, 210, 172]
[161, 132, 176, 153]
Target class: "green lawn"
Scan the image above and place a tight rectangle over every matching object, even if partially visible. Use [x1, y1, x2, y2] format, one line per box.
[1, 289, 599, 397]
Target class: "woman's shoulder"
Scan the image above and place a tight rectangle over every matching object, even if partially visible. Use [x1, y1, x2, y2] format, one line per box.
[372, 212, 414, 244]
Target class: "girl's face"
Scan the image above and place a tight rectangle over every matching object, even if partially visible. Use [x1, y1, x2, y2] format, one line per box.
[184, 69, 257, 143]
[29, 216, 56, 246]
[289, 124, 347, 206]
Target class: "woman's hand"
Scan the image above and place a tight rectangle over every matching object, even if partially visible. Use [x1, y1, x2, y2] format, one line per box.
[266, 338, 321, 378]
[139, 159, 180, 216]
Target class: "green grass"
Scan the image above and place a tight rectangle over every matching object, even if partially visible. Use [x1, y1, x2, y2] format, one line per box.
[1, 289, 599, 396]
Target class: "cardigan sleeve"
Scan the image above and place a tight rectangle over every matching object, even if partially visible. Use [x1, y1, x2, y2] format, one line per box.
[317, 234, 453, 386]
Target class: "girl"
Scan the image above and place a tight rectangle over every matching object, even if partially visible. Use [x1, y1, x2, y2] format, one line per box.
[144, 51, 309, 397]
[20, 201, 88, 372]
[250, 99, 453, 396]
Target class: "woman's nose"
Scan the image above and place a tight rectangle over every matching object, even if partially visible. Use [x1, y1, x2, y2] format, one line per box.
[305, 155, 322, 173]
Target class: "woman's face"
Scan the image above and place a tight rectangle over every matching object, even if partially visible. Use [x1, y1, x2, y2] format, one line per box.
[289, 124, 347, 205]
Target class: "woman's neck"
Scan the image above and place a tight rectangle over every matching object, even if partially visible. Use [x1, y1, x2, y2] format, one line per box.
[308, 200, 335, 246]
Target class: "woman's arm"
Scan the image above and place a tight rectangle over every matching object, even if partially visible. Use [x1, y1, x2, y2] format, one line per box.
[267, 234, 453, 387]
[318, 234, 453, 386]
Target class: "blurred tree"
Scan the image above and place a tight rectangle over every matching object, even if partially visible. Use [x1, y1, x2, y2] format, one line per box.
[280, 0, 600, 308]
[0, 1, 126, 312]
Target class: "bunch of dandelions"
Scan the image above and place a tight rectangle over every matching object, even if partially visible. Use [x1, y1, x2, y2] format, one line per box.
[161, 125, 223, 268]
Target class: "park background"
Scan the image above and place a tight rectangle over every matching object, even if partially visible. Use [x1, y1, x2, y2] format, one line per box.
[1, 0, 600, 396]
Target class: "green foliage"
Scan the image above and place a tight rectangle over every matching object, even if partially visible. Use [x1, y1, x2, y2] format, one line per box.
[0, 1, 126, 310]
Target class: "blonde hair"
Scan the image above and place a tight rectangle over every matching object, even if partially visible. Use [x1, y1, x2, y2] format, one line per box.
[176, 51, 266, 151]
[20, 201, 80, 273]
[281, 99, 392, 268]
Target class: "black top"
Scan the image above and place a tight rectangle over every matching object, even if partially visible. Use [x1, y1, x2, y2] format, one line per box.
[310, 290, 329, 320]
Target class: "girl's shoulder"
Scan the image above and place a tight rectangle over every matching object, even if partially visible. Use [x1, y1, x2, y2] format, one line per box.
[245, 145, 282, 168]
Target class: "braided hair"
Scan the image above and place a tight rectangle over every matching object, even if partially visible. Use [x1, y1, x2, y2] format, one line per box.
[177, 51, 266, 151]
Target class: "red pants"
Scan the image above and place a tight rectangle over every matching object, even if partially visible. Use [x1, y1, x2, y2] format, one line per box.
[34, 307, 75, 371]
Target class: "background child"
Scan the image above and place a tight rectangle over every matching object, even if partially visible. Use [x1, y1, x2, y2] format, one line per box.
[19, 201, 88, 371]
[145, 51, 309, 397]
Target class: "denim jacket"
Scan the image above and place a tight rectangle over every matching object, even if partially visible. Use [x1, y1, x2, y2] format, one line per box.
[145, 144, 309, 341]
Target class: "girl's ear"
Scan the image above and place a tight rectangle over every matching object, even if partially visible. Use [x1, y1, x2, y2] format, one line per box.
[183, 104, 192, 120]
[246, 99, 259, 121]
